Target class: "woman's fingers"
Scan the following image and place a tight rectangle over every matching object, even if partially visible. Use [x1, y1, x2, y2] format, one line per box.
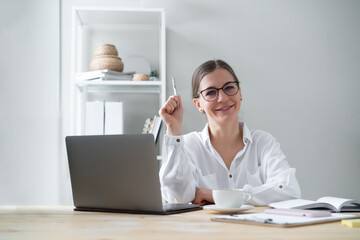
[164, 101, 175, 115]
[168, 99, 177, 113]
[161, 96, 181, 116]
[168, 96, 179, 111]
[177, 95, 182, 108]
[159, 95, 183, 136]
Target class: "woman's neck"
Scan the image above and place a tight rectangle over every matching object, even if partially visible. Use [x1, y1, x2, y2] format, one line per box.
[208, 118, 241, 143]
[208, 118, 244, 169]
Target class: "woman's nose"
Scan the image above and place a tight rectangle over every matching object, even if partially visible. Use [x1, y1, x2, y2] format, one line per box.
[217, 89, 228, 102]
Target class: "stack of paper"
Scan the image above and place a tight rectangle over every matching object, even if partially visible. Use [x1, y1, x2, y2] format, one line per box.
[75, 69, 134, 81]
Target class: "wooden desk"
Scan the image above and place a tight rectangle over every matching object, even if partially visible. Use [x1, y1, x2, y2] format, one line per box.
[1, 206, 359, 240]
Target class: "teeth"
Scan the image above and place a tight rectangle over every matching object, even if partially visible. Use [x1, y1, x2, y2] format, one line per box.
[220, 106, 231, 110]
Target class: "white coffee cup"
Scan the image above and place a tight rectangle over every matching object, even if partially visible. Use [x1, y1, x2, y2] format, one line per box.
[212, 189, 252, 209]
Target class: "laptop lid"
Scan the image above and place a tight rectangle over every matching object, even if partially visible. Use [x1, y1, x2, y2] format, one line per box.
[66, 134, 164, 213]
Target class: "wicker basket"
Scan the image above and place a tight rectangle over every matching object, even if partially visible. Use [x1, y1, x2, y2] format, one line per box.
[132, 74, 149, 81]
[90, 55, 124, 72]
[90, 44, 123, 72]
[93, 44, 118, 57]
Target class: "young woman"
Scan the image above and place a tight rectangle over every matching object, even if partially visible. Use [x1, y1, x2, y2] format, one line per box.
[159, 59, 301, 206]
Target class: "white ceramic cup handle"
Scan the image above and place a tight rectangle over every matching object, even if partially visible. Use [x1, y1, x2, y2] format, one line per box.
[244, 191, 252, 203]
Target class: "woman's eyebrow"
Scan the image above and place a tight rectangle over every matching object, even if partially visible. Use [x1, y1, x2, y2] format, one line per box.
[202, 81, 234, 90]
[202, 86, 217, 90]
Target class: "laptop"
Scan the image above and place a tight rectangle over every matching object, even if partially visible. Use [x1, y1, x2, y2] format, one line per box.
[65, 134, 202, 214]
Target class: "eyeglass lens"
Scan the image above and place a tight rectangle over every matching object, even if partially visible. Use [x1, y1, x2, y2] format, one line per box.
[201, 82, 239, 101]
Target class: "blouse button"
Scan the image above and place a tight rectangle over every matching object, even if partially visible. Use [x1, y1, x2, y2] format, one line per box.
[279, 184, 283, 189]
[229, 174, 232, 178]
[176, 138, 180, 143]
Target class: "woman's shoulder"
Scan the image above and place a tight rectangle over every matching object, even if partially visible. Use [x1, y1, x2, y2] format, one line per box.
[247, 128, 281, 157]
[183, 130, 203, 141]
[251, 129, 273, 138]
[182, 124, 209, 141]
[179, 130, 210, 150]
[249, 128, 277, 145]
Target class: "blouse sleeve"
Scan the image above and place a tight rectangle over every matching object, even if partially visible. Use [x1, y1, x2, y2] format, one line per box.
[243, 134, 301, 206]
[159, 135, 198, 203]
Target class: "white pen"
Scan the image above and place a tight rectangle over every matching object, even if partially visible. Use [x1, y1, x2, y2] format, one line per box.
[172, 77, 179, 108]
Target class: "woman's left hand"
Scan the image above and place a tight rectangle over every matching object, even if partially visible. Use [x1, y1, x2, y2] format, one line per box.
[192, 188, 214, 206]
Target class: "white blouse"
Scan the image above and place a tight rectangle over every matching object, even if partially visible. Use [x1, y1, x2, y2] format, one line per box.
[159, 122, 301, 206]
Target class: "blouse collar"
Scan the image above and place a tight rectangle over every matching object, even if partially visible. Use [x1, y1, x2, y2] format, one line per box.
[201, 122, 253, 148]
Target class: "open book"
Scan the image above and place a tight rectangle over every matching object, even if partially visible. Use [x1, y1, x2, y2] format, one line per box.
[269, 197, 360, 213]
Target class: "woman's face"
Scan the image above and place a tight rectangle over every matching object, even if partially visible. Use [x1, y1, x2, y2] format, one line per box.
[193, 68, 242, 124]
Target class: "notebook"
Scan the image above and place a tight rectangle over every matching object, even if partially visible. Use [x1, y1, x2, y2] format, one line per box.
[211, 212, 357, 228]
[65, 134, 202, 215]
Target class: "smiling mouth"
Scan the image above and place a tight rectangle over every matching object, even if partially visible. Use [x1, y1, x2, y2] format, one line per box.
[215, 104, 234, 111]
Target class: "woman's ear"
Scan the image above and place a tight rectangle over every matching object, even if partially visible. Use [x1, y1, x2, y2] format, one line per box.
[193, 98, 204, 112]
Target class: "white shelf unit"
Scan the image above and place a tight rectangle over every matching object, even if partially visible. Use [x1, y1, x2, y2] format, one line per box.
[76, 80, 162, 93]
[70, 7, 166, 136]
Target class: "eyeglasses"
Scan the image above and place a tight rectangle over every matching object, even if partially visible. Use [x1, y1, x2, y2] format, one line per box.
[199, 81, 240, 102]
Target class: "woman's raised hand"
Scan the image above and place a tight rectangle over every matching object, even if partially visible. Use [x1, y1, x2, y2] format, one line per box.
[159, 95, 183, 136]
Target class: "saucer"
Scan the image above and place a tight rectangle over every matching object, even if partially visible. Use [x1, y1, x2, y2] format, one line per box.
[203, 204, 254, 214]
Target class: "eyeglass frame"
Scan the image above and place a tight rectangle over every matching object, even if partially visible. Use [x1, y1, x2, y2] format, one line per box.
[198, 81, 240, 102]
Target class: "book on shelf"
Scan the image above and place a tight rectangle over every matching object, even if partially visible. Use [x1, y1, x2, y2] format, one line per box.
[85, 101, 124, 135]
[142, 115, 162, 142]
[85, 101, 104, 135]
[104, 102, 123, 134]
[75, 69, 135, 81]
[269, 196, 360, 212]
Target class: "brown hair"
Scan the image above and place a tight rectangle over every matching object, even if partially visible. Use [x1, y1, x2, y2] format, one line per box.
[191, 59, 239, 98]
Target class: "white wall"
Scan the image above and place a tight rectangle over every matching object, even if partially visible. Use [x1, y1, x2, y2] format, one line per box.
[1, 0, 358, 205]
[0, 0, 60, 204]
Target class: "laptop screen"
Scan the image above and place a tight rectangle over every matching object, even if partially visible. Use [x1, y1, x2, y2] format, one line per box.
[66, 134, 164, 212]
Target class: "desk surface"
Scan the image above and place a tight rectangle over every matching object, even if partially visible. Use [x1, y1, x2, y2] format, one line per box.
[1, 206, 359, 240]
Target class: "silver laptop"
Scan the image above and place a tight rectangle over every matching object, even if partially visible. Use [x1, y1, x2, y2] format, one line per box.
[65, 134, 202, 214]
